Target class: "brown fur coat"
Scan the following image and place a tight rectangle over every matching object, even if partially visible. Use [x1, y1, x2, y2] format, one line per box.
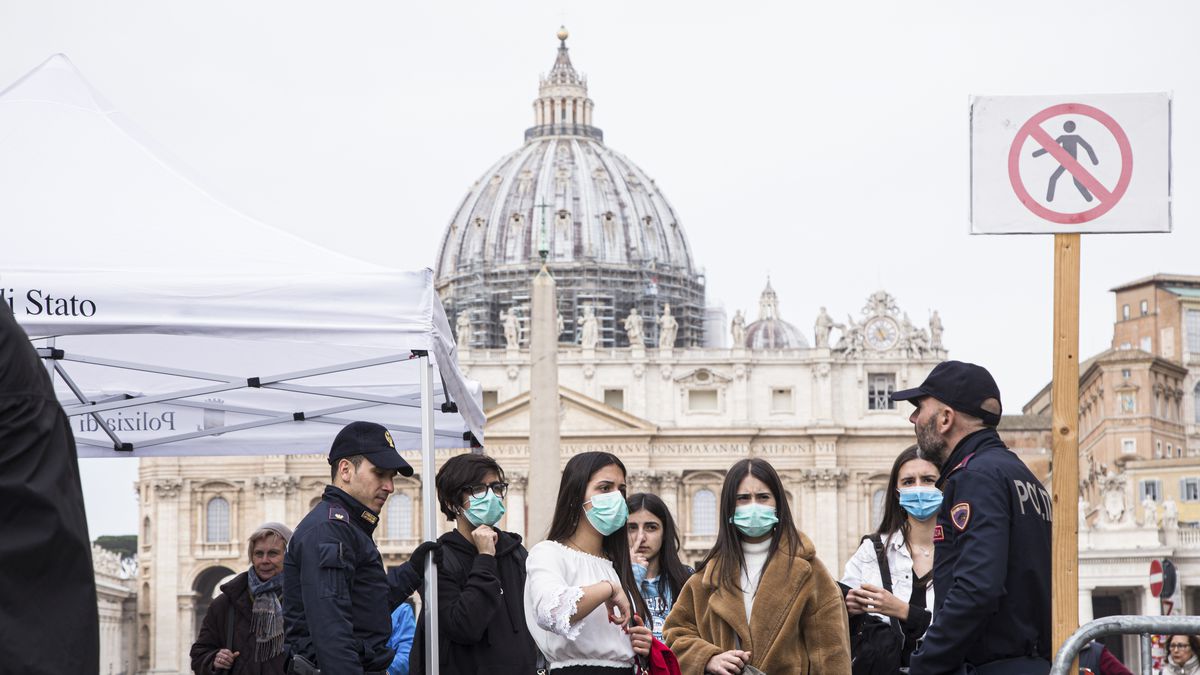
[663, 532, 851, 674]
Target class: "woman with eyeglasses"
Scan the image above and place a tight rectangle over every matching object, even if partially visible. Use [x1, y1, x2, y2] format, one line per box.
[1166, 635, 1200, 675]
[408, 453, 538, 674]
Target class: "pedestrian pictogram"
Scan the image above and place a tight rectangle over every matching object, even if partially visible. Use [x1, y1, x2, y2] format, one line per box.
[1007, 103, 1133, 225]
[970, 93, 1170, 234]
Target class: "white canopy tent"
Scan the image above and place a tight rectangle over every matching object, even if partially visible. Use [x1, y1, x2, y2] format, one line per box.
[0, 54, 469, 671]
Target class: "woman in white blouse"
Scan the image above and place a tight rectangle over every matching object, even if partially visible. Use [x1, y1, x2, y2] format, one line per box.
[841, 444, 941, 668]
[524, 451, 653, 674]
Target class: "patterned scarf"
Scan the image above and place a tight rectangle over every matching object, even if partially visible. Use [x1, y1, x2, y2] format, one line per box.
[246, 568, 285, 662]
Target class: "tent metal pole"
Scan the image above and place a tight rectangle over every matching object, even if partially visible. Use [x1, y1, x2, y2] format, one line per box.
[419, 354, 440, 675]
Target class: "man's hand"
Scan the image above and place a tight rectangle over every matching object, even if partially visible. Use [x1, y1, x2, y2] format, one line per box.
[410, 539, 441, 571]
[705, 649, 750, 675]
[213, 648, 239, 670]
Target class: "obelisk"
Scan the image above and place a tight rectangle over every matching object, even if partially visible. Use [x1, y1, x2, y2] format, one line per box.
[526, 263, 561, 544]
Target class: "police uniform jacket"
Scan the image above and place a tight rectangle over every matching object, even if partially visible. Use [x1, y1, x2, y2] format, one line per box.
[284, 485, 394, 674]
[908, 428, 1052, 675]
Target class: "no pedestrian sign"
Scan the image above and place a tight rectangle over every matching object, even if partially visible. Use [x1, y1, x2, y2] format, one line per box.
[971, 93, 1171, 234]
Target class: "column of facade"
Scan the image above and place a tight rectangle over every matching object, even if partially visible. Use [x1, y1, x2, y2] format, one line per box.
[807, 437, 846, 571]
[150, 478, 182, 674]
[177, 594, 196, 673]
[658, 471, 681, 520]
[812, 360, 834, 423]
[1078, 587, 1095, 623]
[506, 472, 527, 539]
[254, 474, 298, 524]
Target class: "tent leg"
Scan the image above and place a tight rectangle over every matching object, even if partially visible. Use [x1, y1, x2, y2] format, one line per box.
[419, 354, 440, 675]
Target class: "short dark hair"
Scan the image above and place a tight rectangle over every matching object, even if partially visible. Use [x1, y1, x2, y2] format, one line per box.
[330, 454, 366, 482]
[435, 453, 505, 521]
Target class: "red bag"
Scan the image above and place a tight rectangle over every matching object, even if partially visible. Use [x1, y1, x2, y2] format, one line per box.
[637, 637, 682, 675]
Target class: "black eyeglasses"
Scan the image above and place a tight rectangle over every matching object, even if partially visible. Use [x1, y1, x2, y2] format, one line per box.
[464, 482, 508, 499]
[1170, 643, 1192, 651]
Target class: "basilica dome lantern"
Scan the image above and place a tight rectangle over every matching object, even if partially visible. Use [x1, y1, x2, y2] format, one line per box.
[434, 28, 706, 349]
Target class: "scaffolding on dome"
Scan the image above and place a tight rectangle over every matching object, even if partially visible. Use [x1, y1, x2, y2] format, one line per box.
[437, 260, 706, 350]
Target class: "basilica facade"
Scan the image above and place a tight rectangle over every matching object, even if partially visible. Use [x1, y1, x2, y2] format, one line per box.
[132, 30, 947, 673]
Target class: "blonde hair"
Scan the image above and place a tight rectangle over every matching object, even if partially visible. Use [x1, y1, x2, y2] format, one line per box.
[246, 523, 291, 562]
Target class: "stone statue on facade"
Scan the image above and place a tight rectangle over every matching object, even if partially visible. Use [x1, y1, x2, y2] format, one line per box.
[730, 310, 746, 348]
[557, 312, 565, 338]
[1163, 495, 1179, 530]
[834, 315, 865, 358]
[579, 306, 599, 349]
[658, 303, 678, 349]
[1098, 469, 1132, 529]
[814, 307, 834, 348]
[503, 307, 520, 349]
[929, 310, 944, 350]
[1078, 496, 1089, 532]
[1142, 495, 1159, 529]
[624, 307, 644, 346]
[455, 311, 471, 349]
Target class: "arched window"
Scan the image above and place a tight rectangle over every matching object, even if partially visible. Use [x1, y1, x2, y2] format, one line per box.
[142, 516, 151, 546]
[1194, 382, 1200, 423]
[205, 497, 230, 543]
[871, 488, 886, 530]
[692, 489, 717, 536]
[387, 493, 414, 541]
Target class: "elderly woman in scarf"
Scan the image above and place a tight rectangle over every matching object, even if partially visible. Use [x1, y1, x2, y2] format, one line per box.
[191, 522, 292, 675]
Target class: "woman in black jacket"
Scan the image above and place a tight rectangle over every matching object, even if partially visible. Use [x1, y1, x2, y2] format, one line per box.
[190, 522, 292, 675]
[409, 453, 538, 674]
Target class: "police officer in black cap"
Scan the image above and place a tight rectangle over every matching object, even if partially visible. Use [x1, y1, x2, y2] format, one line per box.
[892, 361, 1052, 675]
[284, 421, 415, 675]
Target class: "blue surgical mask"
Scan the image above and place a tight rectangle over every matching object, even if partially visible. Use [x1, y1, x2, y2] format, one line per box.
[584, 491, 629, 536]
[464, 490, 506, 527]
[898, 486, 943, 521]
[730, 504, 778, 538]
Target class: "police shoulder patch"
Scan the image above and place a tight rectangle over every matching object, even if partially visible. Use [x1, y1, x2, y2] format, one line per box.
[328, 503, 349, 522]
[950, 502, 971, 531]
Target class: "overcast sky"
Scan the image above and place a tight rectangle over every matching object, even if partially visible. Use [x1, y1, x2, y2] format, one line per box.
[4, 1, 1197, 538]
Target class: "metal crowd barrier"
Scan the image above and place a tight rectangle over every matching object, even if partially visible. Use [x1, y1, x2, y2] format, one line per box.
[1050, 615, 1200, 675]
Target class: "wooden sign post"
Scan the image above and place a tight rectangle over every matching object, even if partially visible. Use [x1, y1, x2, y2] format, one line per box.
[971, 93, 1170, 664]
[1051, 233, 1080, 658]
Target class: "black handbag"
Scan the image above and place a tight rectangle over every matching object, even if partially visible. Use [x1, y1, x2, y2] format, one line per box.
[849, 534, 905, 675]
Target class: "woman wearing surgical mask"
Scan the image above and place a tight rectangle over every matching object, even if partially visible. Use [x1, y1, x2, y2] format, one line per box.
[664, 458, 850, 674]
[525, 451, 653, 674]
[841, 445, 941, 669]
[409, 453, 538, 674]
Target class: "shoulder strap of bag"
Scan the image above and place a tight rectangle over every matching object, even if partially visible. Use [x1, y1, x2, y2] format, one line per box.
[224, 598, 236, 664]
[869, 533, 893, 594]
[868, 533, 904, 637]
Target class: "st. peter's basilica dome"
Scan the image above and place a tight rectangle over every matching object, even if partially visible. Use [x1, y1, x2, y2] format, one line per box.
[435, 29, 705, 349]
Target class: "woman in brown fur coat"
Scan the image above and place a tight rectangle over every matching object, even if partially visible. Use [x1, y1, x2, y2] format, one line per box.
[663, 459, 851, 674]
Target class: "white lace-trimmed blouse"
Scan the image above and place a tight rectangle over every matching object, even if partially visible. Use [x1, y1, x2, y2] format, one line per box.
[524, 540, 635, 669]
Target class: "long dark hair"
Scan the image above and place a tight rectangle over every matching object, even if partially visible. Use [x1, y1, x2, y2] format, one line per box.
[698, 458, 802, 596]
[875, 445, 938, 546]
[627, 492, 692, 599]
[546, 452, 650, 623]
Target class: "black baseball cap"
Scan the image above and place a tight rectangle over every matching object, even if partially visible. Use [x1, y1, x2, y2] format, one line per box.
[328, 421, 414, 477]
[890, 360, 1003, 426]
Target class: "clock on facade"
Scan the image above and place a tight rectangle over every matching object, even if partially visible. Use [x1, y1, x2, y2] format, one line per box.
[865, 316, 900, 351]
